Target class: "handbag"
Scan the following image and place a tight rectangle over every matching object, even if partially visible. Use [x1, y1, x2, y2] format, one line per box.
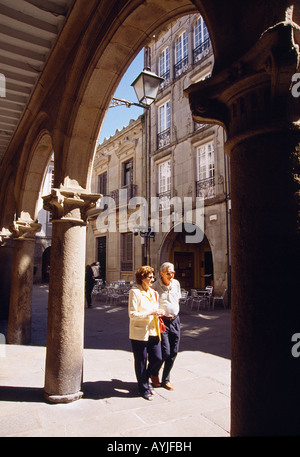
[152, 289, 166, 333]
[159, 316, 166, 333]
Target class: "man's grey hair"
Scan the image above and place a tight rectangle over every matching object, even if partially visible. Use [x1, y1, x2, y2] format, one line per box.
[160, 262, 174, 272]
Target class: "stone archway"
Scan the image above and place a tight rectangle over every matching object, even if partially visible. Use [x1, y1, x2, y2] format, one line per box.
[6, 129, 53, 345]
[1, 0, 298, 435]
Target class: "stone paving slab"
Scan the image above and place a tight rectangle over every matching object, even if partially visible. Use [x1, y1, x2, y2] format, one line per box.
[0, 285, 231, 438]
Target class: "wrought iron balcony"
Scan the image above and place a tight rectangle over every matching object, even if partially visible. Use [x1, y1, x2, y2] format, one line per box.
[193, 38, 212, 64]
[196, 176, 215, 199]
[159, 70, 170, 89]
[157, 190, 171, 210]
[157, 128, 171, 149]
[110, 183, 138, 205]
[174, 55, 189, 79]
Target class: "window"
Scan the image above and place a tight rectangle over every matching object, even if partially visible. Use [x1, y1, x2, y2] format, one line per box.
[158, 159, 171, 193]
[158, 159, 171, 209]
[98, 172, 107, 195]
[123, 159, 133, 186]
[158, 101, 171, 148]
[174, 31, 188, 77]
[159, 47, 170, 83]
[158, 101, 170, 133]
[196, 142, 215, 198]
[121, 232, 133, 271]
[193, 16, 210, 63]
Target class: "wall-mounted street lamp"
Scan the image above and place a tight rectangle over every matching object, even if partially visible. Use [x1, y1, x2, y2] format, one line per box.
[131, 67, 164, 108]
[110, 65, 164, 264]
[110, 67, 163, 110]
[131, 68, 163, 264]
[133, 226, 155, 239]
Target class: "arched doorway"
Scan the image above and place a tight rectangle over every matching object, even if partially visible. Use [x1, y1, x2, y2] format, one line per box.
[159, 225, 213, 290]
[173, 232, 212, 290]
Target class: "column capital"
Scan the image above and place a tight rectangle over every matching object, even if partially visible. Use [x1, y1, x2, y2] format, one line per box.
[10, 219, 41, 240]
[43, 188, 101, 224]
[185, 21, 300, 151]
[0, 228, 12, 246]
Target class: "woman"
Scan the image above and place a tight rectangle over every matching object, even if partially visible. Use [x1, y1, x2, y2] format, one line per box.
[128, 265, 165, 400]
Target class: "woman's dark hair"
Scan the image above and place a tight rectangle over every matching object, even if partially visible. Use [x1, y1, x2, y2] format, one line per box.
[135, 265, 154, 285]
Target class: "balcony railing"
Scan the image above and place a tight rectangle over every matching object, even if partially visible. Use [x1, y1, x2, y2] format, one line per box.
[196, 176, 215, 199]
[157, 190, 171, 210]
[193, 38, 212, 64]
[157, 128, 171, 149]
[174, 55, 189, 79]
[110, 183, 138, 205]
[159, 70, 170, 89]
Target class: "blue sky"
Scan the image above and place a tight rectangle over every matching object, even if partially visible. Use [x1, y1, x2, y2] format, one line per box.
[98, 50, 145, 144]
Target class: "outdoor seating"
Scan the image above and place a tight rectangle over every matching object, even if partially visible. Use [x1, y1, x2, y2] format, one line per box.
[192, 291, 210, 311]
[179, 289, 189, 307]
[211, 289, 227, 310]
[94, 281, 134, 306]
[190, 289, 210, 311]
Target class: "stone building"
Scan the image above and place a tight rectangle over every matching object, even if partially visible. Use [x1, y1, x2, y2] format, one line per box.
[88, 14, 230, 296]
[0, 0, 299, 436]
[87, 116, 145, 284]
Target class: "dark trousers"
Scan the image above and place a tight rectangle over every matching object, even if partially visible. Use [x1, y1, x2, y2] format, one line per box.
[160, 315, 180, 383]
[130, 336, 162, 395]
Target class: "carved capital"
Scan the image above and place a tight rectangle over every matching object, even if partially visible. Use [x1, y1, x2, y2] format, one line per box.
[0, 229, 12, 246]
[43, 188, 101, 224]
[185, 22, 300, 148]
[10, 219, 41, 240]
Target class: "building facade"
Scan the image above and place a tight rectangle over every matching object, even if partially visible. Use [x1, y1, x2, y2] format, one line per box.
[87, 14, 231, 296]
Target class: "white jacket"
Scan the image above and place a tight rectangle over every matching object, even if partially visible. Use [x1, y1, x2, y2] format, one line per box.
[128, 286, 159, 341]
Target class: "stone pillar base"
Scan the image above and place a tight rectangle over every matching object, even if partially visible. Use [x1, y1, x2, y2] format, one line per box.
[44, 390, 83, 404]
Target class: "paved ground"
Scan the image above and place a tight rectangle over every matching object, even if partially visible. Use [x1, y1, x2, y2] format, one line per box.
[0, 284, 231, 438]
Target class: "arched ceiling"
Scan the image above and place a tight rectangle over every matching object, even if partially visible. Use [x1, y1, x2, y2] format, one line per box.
[0, 0, 298, 173]
[0, 0, 75, 162]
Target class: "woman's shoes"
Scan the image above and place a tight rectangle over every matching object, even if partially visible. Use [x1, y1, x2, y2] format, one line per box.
[142, 391, 153, 401]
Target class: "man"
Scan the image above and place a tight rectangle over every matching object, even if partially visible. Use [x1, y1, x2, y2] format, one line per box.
[151, 262, 181, 390]
[91, 261, 101, 279]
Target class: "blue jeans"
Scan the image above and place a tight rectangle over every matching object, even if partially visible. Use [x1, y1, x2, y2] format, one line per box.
[160, 315, 180, 383]
[130, 336, 162, 395]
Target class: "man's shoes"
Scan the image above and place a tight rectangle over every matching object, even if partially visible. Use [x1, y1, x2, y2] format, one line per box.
[150, 375, 161, 388]
[162, 381, 174, 390]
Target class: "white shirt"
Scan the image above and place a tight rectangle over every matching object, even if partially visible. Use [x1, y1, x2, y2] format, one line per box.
[152, 278, 181, 317]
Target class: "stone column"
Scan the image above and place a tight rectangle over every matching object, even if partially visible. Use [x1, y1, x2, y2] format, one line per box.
[6, 219, 41, 344]
[0, 232, 13, 320]
[42, 188, 100, 403]
[186, 22, 300, 435]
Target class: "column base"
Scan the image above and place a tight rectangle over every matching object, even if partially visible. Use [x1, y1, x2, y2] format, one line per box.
[44, 390, 83, 404]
